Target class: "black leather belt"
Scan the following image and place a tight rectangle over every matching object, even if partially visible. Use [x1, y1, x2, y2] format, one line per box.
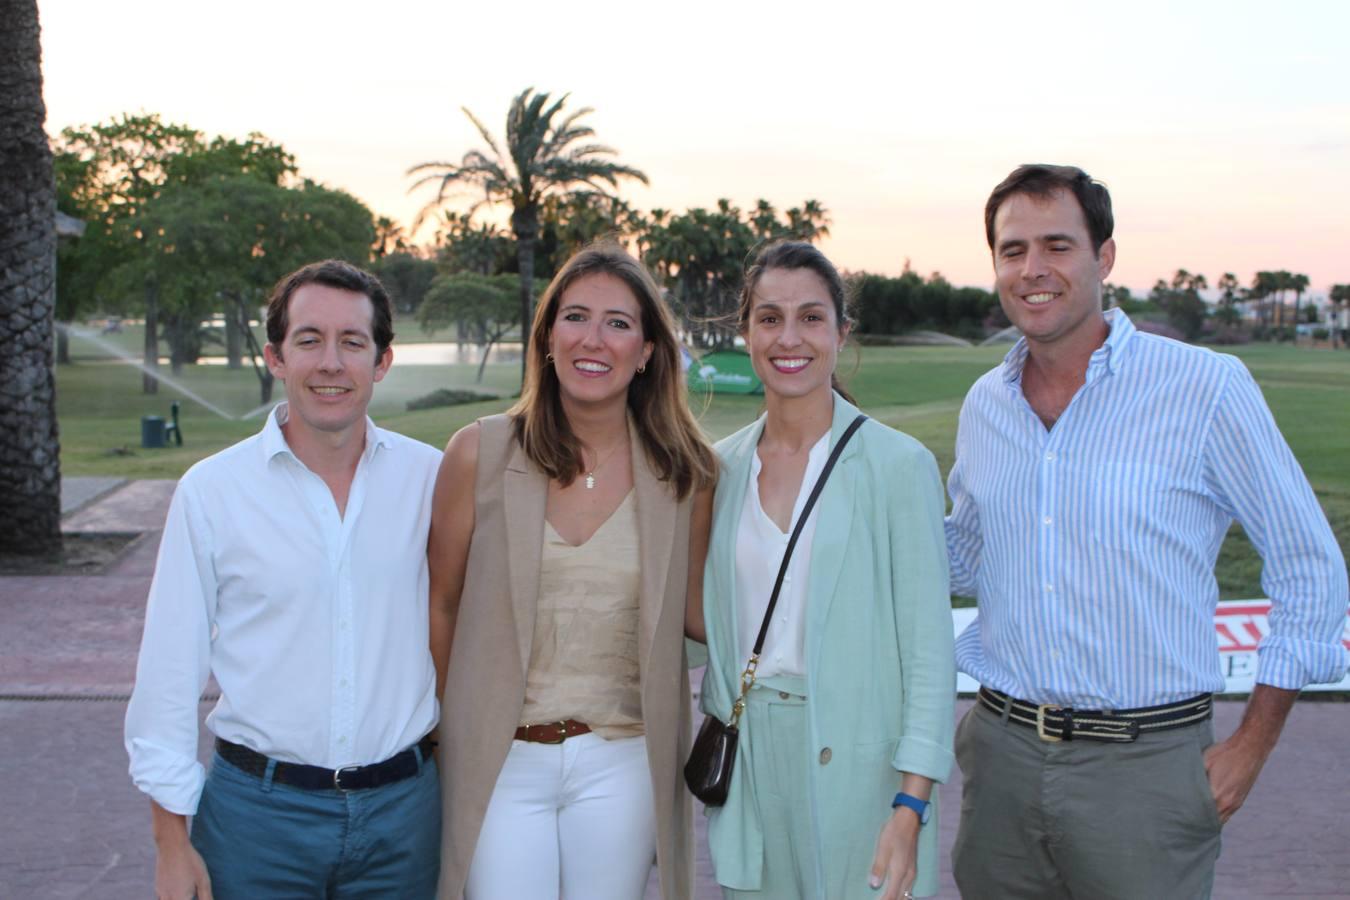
[978, 687, 1212, 743]
[215, 735, 435, 791]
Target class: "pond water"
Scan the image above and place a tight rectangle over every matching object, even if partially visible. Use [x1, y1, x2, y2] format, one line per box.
[188, 342, 523, 366]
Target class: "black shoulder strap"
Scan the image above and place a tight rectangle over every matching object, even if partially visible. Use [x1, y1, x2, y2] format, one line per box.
[751, 414, 867, 655]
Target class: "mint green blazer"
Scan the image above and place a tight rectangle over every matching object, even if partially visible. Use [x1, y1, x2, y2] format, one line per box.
[698, 393, 956, 898]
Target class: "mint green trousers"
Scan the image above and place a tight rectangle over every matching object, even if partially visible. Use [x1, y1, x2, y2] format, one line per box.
[719, 679, 924, 899]
[721, 684, 817, 899]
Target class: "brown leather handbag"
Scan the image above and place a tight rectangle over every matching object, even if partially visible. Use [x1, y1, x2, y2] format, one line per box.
[684, 415, 866, 806]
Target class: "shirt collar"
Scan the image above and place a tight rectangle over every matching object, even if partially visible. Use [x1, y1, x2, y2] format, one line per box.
[999, 307, 1137, 383]
[261, 402, 392, 464]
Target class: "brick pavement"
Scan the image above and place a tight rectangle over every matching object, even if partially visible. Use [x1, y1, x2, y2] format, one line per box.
[1, 480, 1347, 899]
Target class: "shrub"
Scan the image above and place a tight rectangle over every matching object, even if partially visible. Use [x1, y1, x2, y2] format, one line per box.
[1206, 326, 1251, 345]
[1135, 320, 1187, 342]
[406, 388, 497, 411]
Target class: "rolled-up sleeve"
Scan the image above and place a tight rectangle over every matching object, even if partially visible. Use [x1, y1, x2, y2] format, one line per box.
[945, 402, 982, 600]
[1202, 357, 1349, 689]
[892, 446, 957, 782]
[124, 478, 217, 814]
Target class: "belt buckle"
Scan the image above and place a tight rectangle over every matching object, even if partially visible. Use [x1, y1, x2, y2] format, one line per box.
[540, 721, 570, 745]
[1036, 704, 1062, 742]
[333, 765, 361, 790]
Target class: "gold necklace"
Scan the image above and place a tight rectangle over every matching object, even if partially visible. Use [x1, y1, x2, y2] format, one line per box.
[583, 438, 626, 490]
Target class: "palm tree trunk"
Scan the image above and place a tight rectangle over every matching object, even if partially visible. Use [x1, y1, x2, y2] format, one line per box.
[0, 0, 62, 556]
[512, 204, 540, 386]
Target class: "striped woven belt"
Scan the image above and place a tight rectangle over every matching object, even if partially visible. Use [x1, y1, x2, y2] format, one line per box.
[978, 687, 1213, 743]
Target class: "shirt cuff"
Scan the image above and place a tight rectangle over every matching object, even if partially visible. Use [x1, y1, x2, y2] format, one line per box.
[1255, 636, 1350, 690]
[127, 738, 208, 816]
[892, 735, 955, 784]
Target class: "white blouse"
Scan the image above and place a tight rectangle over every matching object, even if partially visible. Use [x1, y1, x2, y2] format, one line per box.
[734, 432, 830, 680]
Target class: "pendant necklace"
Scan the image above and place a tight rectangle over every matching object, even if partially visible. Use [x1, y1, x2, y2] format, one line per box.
[584, 438, 626, 489]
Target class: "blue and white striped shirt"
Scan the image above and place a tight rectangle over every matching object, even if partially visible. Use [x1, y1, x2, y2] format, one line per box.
[947, 309, 1348, 709]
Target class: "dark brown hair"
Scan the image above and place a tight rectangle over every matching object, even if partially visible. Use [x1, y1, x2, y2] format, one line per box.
[509, 243, 717, 499]
[266, 259, 395, 359]
[737, 241, 857, 404]
[985, 164, 1114, 255]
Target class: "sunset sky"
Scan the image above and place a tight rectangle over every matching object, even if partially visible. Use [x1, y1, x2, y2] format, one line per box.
[37, 0, 1350, 296]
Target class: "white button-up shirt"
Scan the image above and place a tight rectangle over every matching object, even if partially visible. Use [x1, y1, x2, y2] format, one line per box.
[735, 433, 830, 678]
[124, 405, 442, 814]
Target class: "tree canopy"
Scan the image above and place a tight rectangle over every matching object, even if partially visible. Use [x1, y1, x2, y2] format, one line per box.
[52, 113, 376, 396]
[409, 87, 648, 378]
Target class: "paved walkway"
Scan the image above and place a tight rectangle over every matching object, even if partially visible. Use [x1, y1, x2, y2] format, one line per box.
[1, 479, 1347, 898]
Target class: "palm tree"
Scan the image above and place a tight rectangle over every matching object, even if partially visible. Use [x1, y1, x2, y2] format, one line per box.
[786, 199, 833, 242]
[409, 88, 647, 380]
[1250, 271, 1279, 328]
[0, 0, 62, 557]
[1289, 272, 1310, 338]
[1329, 284, 1350, 349]
[1215, 272, 1241, 326]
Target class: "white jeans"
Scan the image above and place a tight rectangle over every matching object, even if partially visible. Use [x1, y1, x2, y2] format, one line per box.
[465, 731, 657, 900]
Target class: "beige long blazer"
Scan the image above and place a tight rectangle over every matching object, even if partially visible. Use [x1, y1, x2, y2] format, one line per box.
[436, 414, 695, 899]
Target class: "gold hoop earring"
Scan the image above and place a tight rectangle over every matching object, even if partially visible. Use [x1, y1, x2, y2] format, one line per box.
[637, 363, 646, 374]
[545, 353, 554, 364]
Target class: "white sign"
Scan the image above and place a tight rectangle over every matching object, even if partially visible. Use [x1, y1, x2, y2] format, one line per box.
[952, 600, 1350, 695]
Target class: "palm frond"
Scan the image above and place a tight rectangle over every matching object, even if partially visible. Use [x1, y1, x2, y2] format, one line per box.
[560, 142, 619, 161]
[461, 106, 507, 166]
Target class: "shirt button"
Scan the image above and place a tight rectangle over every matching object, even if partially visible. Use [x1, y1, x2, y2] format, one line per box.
[1045, 583, 1054, 592]
[779, 691, 791, 700]
[340, 679, 349, 687]
[819, 747, 832, 765]
[1043, 516, 1052, 525]
[1045, 451, 1056, 461]
[339, 620, 349, 630]
[337, 736, 347, 745]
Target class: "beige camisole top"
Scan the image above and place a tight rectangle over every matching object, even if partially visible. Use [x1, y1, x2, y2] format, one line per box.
[519, 491, 644, 738]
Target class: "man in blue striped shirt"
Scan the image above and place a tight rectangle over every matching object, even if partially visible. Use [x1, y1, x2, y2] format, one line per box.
[946, 164, 1348, 899]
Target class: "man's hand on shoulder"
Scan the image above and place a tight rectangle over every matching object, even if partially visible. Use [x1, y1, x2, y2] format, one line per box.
[1202, 684, 1298, 824]
[150, 802, 212, 899]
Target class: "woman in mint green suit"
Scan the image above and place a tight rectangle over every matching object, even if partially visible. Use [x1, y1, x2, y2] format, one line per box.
[689, 242, 955, 899]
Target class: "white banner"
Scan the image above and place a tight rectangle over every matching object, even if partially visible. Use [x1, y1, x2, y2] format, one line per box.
[952, 600, 1350, 695]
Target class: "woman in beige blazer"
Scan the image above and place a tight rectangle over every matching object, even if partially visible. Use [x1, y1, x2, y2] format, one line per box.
[428, 245, 716, 900]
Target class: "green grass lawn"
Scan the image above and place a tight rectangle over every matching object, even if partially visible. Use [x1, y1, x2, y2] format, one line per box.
[55, 340, 1350, 599]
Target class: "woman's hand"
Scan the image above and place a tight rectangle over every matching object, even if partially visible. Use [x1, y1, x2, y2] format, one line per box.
[869, 806, 921, 899]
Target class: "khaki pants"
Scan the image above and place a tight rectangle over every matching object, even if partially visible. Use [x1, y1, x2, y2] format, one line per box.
[953, 699, 1222, 899]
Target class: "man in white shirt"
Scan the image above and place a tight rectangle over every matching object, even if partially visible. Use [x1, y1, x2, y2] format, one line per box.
[125, 260, 444, 899]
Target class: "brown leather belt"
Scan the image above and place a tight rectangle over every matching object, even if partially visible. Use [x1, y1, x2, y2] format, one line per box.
[514, 719, 592, 744]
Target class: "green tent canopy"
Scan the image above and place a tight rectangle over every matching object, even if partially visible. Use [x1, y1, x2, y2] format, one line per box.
[687, 349, 762, 395]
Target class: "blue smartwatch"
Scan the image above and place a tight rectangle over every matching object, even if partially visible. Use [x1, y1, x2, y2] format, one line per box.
[892, 791, 931, 825]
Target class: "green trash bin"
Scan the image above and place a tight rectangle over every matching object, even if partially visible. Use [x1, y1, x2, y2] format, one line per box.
[141, 415, 167, 448]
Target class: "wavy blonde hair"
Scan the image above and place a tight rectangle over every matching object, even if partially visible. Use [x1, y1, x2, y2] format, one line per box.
[509, 243, 717, 499]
